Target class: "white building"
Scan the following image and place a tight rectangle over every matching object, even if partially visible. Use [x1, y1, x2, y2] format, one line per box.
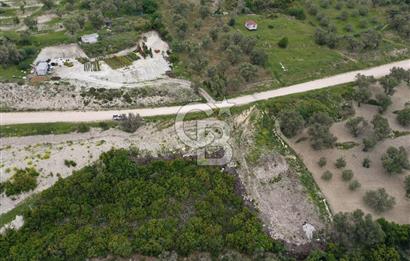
[35, 61, 49, 76]
[81, 33, 99, 44]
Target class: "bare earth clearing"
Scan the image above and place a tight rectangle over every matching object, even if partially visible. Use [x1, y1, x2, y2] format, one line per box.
[286, 85, 410, 224]
[34, 31, 172, 89]
[0, 79, 201, 111]
[232, 108, 323, 246]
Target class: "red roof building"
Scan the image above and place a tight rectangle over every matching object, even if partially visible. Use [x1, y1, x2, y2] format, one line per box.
[245, 20, 258, 31]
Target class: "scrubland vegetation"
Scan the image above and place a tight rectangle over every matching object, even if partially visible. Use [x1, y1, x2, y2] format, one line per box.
[1, 149, 409, 260]
[0, 149, 281, 259]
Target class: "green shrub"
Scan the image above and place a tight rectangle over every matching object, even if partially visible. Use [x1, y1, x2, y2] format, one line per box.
[321, 170, 333, 181]
[77, 123, 90, 133]
[349, 180, 361, 191]
[287, 8, 306, 20]
[405, 176, 410, 198]
[363, 188, 395, 213]
[362, 158, 371, 168]
[397, 108, 410, 127]
[2, 168, 39, 196]
[98, 121, 110, 130]
[0, 150, 278, 258]
[278, 37, 289, 48]
[64, 159, 77, 167]
[342, 169, 354, 181]
[318, 157, 327, 167]
[335, 157, 346, 169]
[119, 113, 144, 133]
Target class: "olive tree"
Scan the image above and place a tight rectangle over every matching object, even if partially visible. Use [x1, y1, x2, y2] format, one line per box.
[371, 114, 391, 141]
[405, 176, 410, 198]
[363, 188, 396, 213]
[250, 48, 268, 67]
[119, 113, 144, 133]
[380, 75, 400, 95]
[308, 124, 337, 150]
[279, 110, 305, 138]
[375, 93, 392, 113]
[309, 112, 333, 127]
[354, 86, 371, 106]
[345, 116, 368, 137]
[239, 63, 258, 82]
[397, 107, 410, 127]
[381, 146, 410, 175]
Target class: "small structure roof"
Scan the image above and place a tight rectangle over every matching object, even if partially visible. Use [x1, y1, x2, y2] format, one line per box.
[245, 20, 258, 30]
[35, 61, 48, 76]
[81, 33, 99, 44]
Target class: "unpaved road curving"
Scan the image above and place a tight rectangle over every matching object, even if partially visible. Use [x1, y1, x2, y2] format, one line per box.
[1, 59, 409, 125]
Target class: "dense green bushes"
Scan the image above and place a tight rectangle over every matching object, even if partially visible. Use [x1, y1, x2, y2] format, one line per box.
[0, 168, 39, 196]
[308, 209, 410, 260]
[0, 149, 280, 259]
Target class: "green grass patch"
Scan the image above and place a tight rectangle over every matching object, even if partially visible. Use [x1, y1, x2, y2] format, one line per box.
[232, 13, 409, 95]
[0, 121, 117, 138]
[81, 31, 140, 58]
[30, 31, 74, 47]
[0, 65, 25, 80]
[103, 52, 139, 69]
[235, 15, 358, 87]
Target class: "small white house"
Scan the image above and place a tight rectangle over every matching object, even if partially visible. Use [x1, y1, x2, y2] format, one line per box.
[81, 33, 99, 44]
[245, 20, 258, 31]
[35, 61, 49, 76]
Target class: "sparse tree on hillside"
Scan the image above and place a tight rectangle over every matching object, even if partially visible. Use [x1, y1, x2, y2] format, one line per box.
[363, 188, 396, 213]
[363, 158, 371, 168]
[318, 157, 327, 167]
[24, 16, 37, 30]
[360, 30, 382, 50]
[345, 116, 368, 137]
[397, 107, 410, 127]
[356, 74, 376, 88]
[209, 28, 219, 41]
[308, 124, 337, 150]
[63, 17, 80, 35]
[380, 75, 400, 95]
[239, 63, 257, 82]
[279, 110, 305, 138]
[239, 37, 256, 54]
[0, 40, 22, 65]
[250, 48, 268, 67]
[389, 67, 408, 82]
[375, 93, 392, 113]
[354, 86, 371, 106]
[309, 112, 333, 127]
[335, 157, 346, 169]
[278, 37, 289, 48]
[119, 113, 144, 133]
[226, 45, 242, 64]
[331, 209, 385, 249]
[371, 114, 391, 140]
[363, 134, 378, 152]
[405, 176, 410, 198]
[89, 10, 105, 29]
[199, 5, 209, 19]
[40, 0, 54, 9]
[381, 146, 410, 175]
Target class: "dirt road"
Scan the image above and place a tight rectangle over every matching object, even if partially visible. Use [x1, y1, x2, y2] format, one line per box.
[1, 59, 409, 125]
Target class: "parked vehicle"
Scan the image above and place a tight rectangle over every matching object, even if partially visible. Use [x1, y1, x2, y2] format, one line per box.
[112, 114, 125, 121]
